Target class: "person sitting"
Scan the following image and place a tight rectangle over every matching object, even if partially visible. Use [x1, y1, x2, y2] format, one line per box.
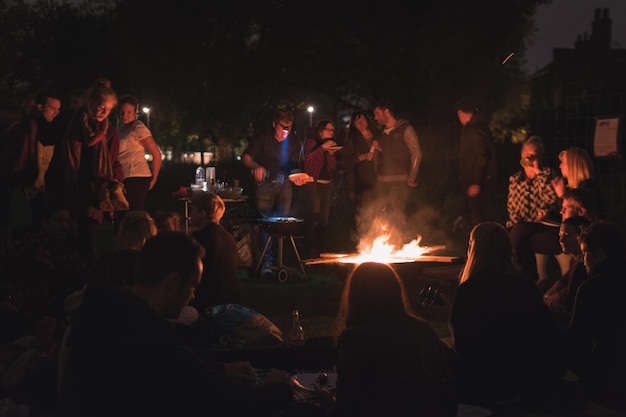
[153, 210, 182, 232]
[188, 193, 241, 313]
[552, 146, 604, 218]
[115, 210, 157, 251]
[448, 222, 562, 408]
[0, 206, 86, 330]
[543, 216, 591, 328]
[506, 136, 562, 282]
[58, 231, 293, 417]
[331, 262, 457, 417]
[567, 221, 626, 399]
[560, 187, 598, 222]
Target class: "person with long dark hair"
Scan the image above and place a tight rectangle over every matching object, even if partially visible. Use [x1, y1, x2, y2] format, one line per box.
[451, 222, 562, 408]
[303, 119, 339, 258]
[343, 111, 379, 209]
[332, 262, 456, 417]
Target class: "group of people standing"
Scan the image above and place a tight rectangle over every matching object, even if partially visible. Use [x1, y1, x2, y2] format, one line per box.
[241, 99, 426, 272]
[1, 78, 162, 264]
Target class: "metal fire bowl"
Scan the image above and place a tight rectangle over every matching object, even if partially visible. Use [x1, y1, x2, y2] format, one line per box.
[306, 253, 462, 285]
[257, 217, 304, 236]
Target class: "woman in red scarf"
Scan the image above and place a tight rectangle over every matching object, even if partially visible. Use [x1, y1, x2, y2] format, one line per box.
[63, 78, 124, 264]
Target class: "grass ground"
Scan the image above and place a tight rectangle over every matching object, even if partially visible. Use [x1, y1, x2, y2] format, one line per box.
[5, 164, 626, 417]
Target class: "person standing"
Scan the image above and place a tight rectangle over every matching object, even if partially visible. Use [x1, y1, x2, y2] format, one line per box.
[303, 119, 339, 258]
[454, 96, 497, 233]
[372, 99, 421, 217]
[24, 91, 62, 229]
[343, 111, 379, 210]
[62, 78, 126, 265]
[116, 94, 162, 216]
[44, 88, 87, 211]
[241, 109, 307, 276]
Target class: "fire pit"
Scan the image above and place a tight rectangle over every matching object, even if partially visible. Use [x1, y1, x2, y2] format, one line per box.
[305, 252, 463, 303]
[303, 228, 462, 286]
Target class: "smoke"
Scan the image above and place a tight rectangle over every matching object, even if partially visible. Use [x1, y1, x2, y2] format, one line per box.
[354, 187, 453, 254]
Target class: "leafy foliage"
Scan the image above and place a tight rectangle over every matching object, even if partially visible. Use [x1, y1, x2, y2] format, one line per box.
[1, 0, 549, 152]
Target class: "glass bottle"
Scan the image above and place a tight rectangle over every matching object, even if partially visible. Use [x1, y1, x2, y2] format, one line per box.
[290, 309, 304, 342]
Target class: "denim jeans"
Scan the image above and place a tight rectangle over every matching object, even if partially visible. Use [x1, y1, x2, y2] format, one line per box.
[255, 179, 294, 266]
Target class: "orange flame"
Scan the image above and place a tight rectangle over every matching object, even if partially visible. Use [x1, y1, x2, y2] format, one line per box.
[340, 223, 445, 264]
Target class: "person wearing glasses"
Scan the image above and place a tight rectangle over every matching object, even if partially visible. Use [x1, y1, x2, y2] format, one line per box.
[242, 110, 306, 277]
[303, 120, 339, 258]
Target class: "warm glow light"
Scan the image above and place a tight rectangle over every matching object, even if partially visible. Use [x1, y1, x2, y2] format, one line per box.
[307, 106, 314, 113]
[142, 107, 150, 114]
[339, 221, 445, 264]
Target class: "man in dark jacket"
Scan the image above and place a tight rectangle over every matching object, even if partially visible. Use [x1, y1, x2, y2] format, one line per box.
[58, 232, 292, 417]
[454, 96, 497, 234]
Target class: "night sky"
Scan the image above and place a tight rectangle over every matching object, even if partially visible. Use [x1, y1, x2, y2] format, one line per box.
[525, 0, 626, 72]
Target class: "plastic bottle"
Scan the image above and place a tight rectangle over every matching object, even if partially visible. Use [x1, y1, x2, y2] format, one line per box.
[290, 309, 304, 342]
[195, 166, 206, 187]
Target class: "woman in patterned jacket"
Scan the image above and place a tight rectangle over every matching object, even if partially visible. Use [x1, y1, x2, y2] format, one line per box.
[506, 136, 562, 281]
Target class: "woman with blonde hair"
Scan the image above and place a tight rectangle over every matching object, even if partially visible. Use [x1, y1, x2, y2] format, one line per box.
[450, 222, 561, 407]
[552, 146, 604, 216]
[459, 222, 516, 284]
[116, 210, 157, 251]
[333, 262, 456, 417]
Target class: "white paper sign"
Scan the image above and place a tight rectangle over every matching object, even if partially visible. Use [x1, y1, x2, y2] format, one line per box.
[593, 117, 620, 157]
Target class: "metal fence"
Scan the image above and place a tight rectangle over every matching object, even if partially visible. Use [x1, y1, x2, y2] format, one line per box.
[413, 93, 626, 228]
[528, 93, 626, 223]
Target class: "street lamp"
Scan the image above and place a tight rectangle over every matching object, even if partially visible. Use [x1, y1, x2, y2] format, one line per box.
[142, 106, 151, 127]
[307, 106, 314, 127]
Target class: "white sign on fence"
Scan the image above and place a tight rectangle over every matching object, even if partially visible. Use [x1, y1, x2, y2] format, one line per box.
[593, 117, 620, 157]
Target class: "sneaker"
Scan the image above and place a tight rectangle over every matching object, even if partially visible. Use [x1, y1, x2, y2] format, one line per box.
[261, 264, 274, 279]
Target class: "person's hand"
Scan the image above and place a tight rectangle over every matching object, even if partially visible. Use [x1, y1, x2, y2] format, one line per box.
[252, 166, 267, 183]
[321, 140, 337, 150]
[149, 177, 158, 190]
[467, 184, 481, 197]
[544, 292, 561, 307]
[551, 176, 565, 197]
[523, 163, 541, 178]
[359, 152, 374, 162]
[536, 209, 548, 221]
[223, 361, 258, 384]
[290, 174, 312, 187]
[407, 178, 418, 188]
[371, 140, 382, 152]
